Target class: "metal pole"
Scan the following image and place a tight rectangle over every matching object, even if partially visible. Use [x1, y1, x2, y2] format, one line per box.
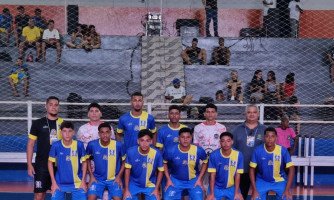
[296, 136, 303, 184]
[303, 137, 309, 186]
[27, 101, 32, 133]
[259, 104, 264, 124]
[147, 102, 152, 115]
[310, 137, 315, 186]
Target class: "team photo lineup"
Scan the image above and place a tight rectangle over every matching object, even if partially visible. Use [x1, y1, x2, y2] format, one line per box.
[27, 93, 295, 200]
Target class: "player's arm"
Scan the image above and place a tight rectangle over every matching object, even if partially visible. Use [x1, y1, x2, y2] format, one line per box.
[163, 162, 174, 191]
[249, 166, 259, 200]
[207, 171, 216, 200]
[282, 165, 294, 200]
[87, 159, 96, 187]
[234, 173, 243, 200]
[194, 161, 208, 189]
[80, 160, 88, 191]
[152, 167, 164, 199]
[26, 138, 36, 177]
[115, 160, 125, 188]
[48, 158, 59, 194]
[123, 167, 131, 199]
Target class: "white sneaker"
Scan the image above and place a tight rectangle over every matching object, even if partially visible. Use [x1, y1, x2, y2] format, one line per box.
[230, 96, 235, 101]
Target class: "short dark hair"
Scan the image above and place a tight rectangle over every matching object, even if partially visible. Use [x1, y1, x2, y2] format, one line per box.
[179, 127, 192, 136]
[215, 90, 224, 96]
[264, 127, 277, 136]
[88, 102, 101, 112]
[35, 8, 41, 13]
[169, 105, 181, 112]
[205, 103, 217, 112]
[218, 37, 224, 42]
[192, 38, 198, 42]
[98, 122, 111, 132]
[138, 129, 153, 139]
[17, 6, 24, 10]
[48, 20, 54, 25]
[3, 8, 9, 13]
[46, 96, 59, 103]
[131, 92, 143, 98]
[220, 131, 233, 140]
[60, 121, 74, 130]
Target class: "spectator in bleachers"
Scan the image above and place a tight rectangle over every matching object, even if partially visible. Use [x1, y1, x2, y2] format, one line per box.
[249, 70, 265, 103]
[210, 37, 230, 65]
[66, 23, 84, 49]
[19, 18, 41, 62]
[327, 49, 334, 83]
[275, 115, 298, 155]
[32, 8, 47, 32]
[0, 8, 13, 46]
[262, 0, 277, 37]
[181, 38, 206, 65]
[264, 70, 280, 103]
[165, 78, 186, 103]
[282, 72, 296, 101]
[42, 20, 61, 63]
[14, 6, 30, 47]
[215, 90, 225, 103]
[286, 95, 301, 134]
[82, 25, 101, 52]
[227, 70, 243, 103]
[202, 0, 218, 37]
[8, 57, 29, 97]
[288, 0, 303, 38]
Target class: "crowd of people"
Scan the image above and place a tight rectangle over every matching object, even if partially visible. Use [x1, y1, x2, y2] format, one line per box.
[27, 94, 297, 200]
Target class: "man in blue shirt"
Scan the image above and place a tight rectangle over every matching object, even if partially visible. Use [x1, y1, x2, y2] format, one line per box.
[250, 127, 294, 200]
[48, 121, 87, 200]
[124, 129, 164, 200]
[117, 92, 156, 150]
[207, 132, 244, 200]
[86, 122, 125, 200]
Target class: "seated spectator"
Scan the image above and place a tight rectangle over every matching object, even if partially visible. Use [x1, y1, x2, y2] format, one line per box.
[66, 23, 84, 48]
[215, 90, 225, 103]
[82, 25, 101, 52]
[181, 38, 206, 65]
[249, 69, 265, 103]
[226, 70, 243, 103]
[0, 8, 13, 46]
[42, 20, 61, 63]
[264, 70, 280, 103]
[14, 6, 30, 47]
[210, 37, 230, 65]
[275, 115, 298, 155]
[327, 48, 334, 83]
[282, 72, 296, 101]
[285, 95, 300, 134]
[165, 78, 186, 103]
[31, 8, 47, 32]
[8, 57, 29, 97]
[19, 18, 41, 61]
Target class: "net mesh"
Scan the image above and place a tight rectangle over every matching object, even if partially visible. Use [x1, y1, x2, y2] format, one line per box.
[0, 0, 333, 157]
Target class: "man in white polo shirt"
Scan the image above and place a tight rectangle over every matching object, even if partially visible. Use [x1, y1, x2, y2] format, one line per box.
[42, 19, 61, 63]
[165, 78, 186, 103]
[288, 0, 303, 38]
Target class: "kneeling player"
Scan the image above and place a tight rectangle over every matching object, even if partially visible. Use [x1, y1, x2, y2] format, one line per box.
[124, 129, 164, 200]
[250, 127, 294, 200]
[48, 121, 87, 200]
[86, 122, 125, 200]
[207, 132, 244, 200]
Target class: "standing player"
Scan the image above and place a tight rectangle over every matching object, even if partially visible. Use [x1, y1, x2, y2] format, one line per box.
[156, 105, 187, 150]
[193, 103, 226, 154]
[250, 127, 294, 200]
[26, 96, 63, 200]
[116, 92, 156, 150]
[232, 104, 266, 200]
[123, 129, 164, 200]
[164, 127, 208, 200]
[207, 132, 244, 200]
[48, 121, 87, 200]
[86, 122, 125, 200]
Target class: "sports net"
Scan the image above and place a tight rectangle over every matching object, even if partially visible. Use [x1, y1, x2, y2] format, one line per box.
[0, 0, 333, 157]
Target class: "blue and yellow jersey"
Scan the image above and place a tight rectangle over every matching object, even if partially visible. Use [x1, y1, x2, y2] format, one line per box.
[86, 139, 125, 182]
[117, 111, 156, 150]
[208, 148, 244, 189]
[125, 146, 164, 188]
[163, 144, 208, 181]
[156, 124, 187, 149]
[250, 144, 294, 182]
[48, 140, 87, 188]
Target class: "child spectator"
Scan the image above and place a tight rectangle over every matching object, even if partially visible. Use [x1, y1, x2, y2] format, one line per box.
[250, 70, 265, 103]
[282, 72, 296, 101]
[226, 70, 243, 103]
[8, 57, 29, 97]
[19, 18, 41, 62]
[32, 8, 47, 32]
[0, 8, 13, 46]
[275, 116, 298, 155]
[48, 121, 87, 200]
[82, 25, 101, 52]
[66, 24, 84, 49]
[14, 6, 30, 46]
[42, 20, 61, 63]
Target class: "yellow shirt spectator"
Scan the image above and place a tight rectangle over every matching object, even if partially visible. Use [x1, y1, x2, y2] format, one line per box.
[22, 26, 41, 42]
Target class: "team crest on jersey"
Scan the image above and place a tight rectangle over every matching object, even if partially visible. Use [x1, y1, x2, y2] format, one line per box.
[224, 165, 229, 170]
[230, 160, 237, 167]
[268, 160, 273, 165]
[274, 155, 281, 161]
[214, 134, 219, 139]
[134, 125, 140, 131]
[66, 155, 71, 161]
[71, 150, 78, 157]
[189, 155, 196, 161]
[103, 155, 108, 160]
[147, 158, 154, 164]
[173, 137, 179, 143]
[109, 150, 115, 156]
[142, 162, 147, 168]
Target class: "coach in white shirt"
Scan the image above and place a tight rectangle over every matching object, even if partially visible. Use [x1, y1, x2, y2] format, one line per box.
[165, 78, 186, 103]
[288, 0, 303, 38]
[42, 20, 61, 63]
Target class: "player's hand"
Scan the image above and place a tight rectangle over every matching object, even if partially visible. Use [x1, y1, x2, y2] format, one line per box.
[114, 175, 123, 189]
[27, 164, 35, 177]
[251, 189, 260, 200]
[123, 189, 131, 200]
[282, 190, 292, 200]
[88, 176, 97, 188]
[165, 179, 174, 191]
[151, 188, 160, 200]
[79, 181, 87, 192]
[51, 183, 60, 194]
[234, 192, 244, 200]
[194, 178, 204, 191]
[206, 194, 215, 200]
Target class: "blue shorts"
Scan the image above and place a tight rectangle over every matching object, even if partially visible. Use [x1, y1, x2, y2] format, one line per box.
[51, 186, 86, 200]
[164, 176, 203, 200]
[125, 182, 156, 200]
[255, 178, 287, 200]
[208, 185, 235, 200]
[88, 180, 122, 199]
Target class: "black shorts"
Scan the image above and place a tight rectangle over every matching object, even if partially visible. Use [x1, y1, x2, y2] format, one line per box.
[33, 169, 51, 193]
